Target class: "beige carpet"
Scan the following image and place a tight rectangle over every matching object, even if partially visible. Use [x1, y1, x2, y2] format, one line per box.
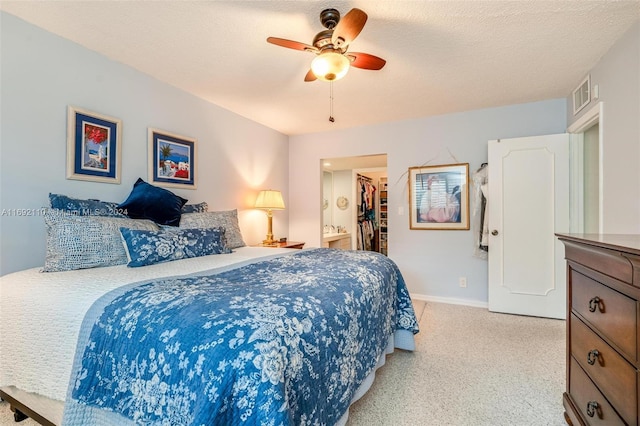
[0, 301, 566, 426]
[0, 404, 38, 426]
[346, 301, 566, 426]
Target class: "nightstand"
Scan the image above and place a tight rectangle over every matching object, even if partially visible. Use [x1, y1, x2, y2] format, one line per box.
[255, 241, 305, 249]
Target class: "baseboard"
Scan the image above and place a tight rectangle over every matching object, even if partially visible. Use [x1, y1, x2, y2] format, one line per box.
[410, 293, 489, 309]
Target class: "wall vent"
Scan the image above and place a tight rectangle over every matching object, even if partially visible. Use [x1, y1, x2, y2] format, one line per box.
[572, 75, 590, 115]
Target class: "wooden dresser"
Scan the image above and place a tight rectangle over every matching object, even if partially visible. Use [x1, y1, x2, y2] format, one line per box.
[557, 234, 640, 426]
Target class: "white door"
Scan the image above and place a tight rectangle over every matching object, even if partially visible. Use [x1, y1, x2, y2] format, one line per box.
[488, 134, 570, 319]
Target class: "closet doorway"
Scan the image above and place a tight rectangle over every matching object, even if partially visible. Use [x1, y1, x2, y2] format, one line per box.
[567, 102, 602, 233]
[354, 169, 387, 253]
[321, 154, 387, 253]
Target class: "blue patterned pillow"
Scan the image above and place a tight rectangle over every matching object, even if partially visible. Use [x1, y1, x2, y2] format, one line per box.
[118, 178, 188, 226]
[182, 202, 208, 213]
[49, 193, 127, 217]
[42, 209, 159, 272]
[120, 227, 231, 267]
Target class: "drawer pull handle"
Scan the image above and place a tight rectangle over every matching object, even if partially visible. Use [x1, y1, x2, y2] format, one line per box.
[588, 296, 601, 312]
[586, 401, 599, 418]
[587, 349, 600, 365]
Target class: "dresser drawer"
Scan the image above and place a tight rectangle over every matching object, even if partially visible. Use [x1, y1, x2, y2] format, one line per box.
[564, 240, 634, 284]
[571, 314, 637, 425]
[571, 269, 637, 361]
[569, 357, 626, 425]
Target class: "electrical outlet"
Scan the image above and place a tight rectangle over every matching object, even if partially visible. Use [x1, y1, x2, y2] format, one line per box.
[459, 277, 467, 288]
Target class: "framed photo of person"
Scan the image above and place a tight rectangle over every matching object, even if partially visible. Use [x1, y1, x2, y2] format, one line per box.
[408, 163, 469, 230]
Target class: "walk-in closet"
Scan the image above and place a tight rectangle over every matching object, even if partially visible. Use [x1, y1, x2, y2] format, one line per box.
[321, 154, 387, 255]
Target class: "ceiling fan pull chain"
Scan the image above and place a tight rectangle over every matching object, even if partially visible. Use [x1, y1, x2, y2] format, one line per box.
[329, 81, 335, 122]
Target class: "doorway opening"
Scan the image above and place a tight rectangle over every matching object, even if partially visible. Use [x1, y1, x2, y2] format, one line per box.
[321, 154, 387, 254]
[568, 102, 603, 233]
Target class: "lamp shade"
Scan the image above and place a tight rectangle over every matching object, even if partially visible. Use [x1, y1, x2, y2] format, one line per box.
[255, 190, 285, 210]
[311, 51, 350, 82]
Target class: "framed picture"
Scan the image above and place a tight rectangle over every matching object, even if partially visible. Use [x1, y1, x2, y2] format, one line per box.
[66, 106, 122, 184]
[148, 128, 196, 189]
[409, 163, 469, 230]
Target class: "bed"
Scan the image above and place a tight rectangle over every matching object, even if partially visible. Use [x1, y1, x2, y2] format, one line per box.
[0, 198, 419, 425]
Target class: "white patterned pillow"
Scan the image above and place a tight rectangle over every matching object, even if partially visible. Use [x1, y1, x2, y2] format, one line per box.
[179, 210, 246, 249]
[42, 209, 159, 272]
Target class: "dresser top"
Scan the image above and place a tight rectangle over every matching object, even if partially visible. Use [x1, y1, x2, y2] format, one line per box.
[556, 233, 640, 255]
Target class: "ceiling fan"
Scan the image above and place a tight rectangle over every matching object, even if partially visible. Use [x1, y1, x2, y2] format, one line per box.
[267, 8, 386, 82]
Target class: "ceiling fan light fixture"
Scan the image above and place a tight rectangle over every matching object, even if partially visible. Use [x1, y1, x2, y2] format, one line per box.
[311, 51, 350, 82]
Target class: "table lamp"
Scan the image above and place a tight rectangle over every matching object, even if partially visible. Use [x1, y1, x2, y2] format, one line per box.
[255, 189, 285, 245]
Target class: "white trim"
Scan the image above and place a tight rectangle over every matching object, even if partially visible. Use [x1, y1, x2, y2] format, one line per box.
[410, 292, 489, 309]
[567, 101, 604, 233]
[569, 133, 584, 233]
[598, 107, 604, 233]
[567, 101, 600, 133]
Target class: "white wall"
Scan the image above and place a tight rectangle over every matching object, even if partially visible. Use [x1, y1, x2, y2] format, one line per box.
[0, 13, 289, 275]
[566, 22, 640, 233]
[289, 100, 567, 304]
[322, 171, 333, 228]
[331, 170, 353, 232]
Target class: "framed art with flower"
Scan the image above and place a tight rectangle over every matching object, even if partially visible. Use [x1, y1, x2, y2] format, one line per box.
[66, 106, 122, 184]
[148, 128, 197, 189]
[408, 163, 470, 230]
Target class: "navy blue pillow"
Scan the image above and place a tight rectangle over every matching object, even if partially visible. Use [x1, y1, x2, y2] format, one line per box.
[118, 178, 187, 226]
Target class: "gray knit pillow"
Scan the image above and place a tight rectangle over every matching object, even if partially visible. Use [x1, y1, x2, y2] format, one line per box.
[42, 209, 159, 272]
[179, 210, 246, 249]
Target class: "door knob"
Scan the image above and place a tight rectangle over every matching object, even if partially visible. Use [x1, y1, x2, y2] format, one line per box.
[491, 230, 499, 236]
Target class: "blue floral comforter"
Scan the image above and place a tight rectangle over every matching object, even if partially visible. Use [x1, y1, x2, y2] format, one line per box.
[63, 248, 419, 425]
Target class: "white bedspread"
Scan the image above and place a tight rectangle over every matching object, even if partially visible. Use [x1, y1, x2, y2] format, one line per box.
[0, 247, 295, 403]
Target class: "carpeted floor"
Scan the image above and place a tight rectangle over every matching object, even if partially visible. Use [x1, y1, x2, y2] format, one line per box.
[0, 404, 38, 426]
[346, 301, 567, 426]
[0, 301, 566, 426]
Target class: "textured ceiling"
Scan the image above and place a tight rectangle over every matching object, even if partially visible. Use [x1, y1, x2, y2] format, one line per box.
[2, 1, 639, 135]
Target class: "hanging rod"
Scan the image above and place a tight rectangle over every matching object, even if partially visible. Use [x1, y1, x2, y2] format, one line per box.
[357, 173, 372, 182]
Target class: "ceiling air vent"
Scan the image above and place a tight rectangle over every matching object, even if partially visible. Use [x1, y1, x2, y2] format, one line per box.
[572, 75, 590, 115]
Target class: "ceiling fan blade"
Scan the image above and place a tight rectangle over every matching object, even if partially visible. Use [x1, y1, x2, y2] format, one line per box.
[304, 69, 317, 82]
[331, 8, 367, 48]
[267, 37, 318, 53]
[347, 52, 386, 70]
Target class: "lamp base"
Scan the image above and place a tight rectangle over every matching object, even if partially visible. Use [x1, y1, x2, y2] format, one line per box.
[262, 238, 278, 246]
[262, 210, 278, 246]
